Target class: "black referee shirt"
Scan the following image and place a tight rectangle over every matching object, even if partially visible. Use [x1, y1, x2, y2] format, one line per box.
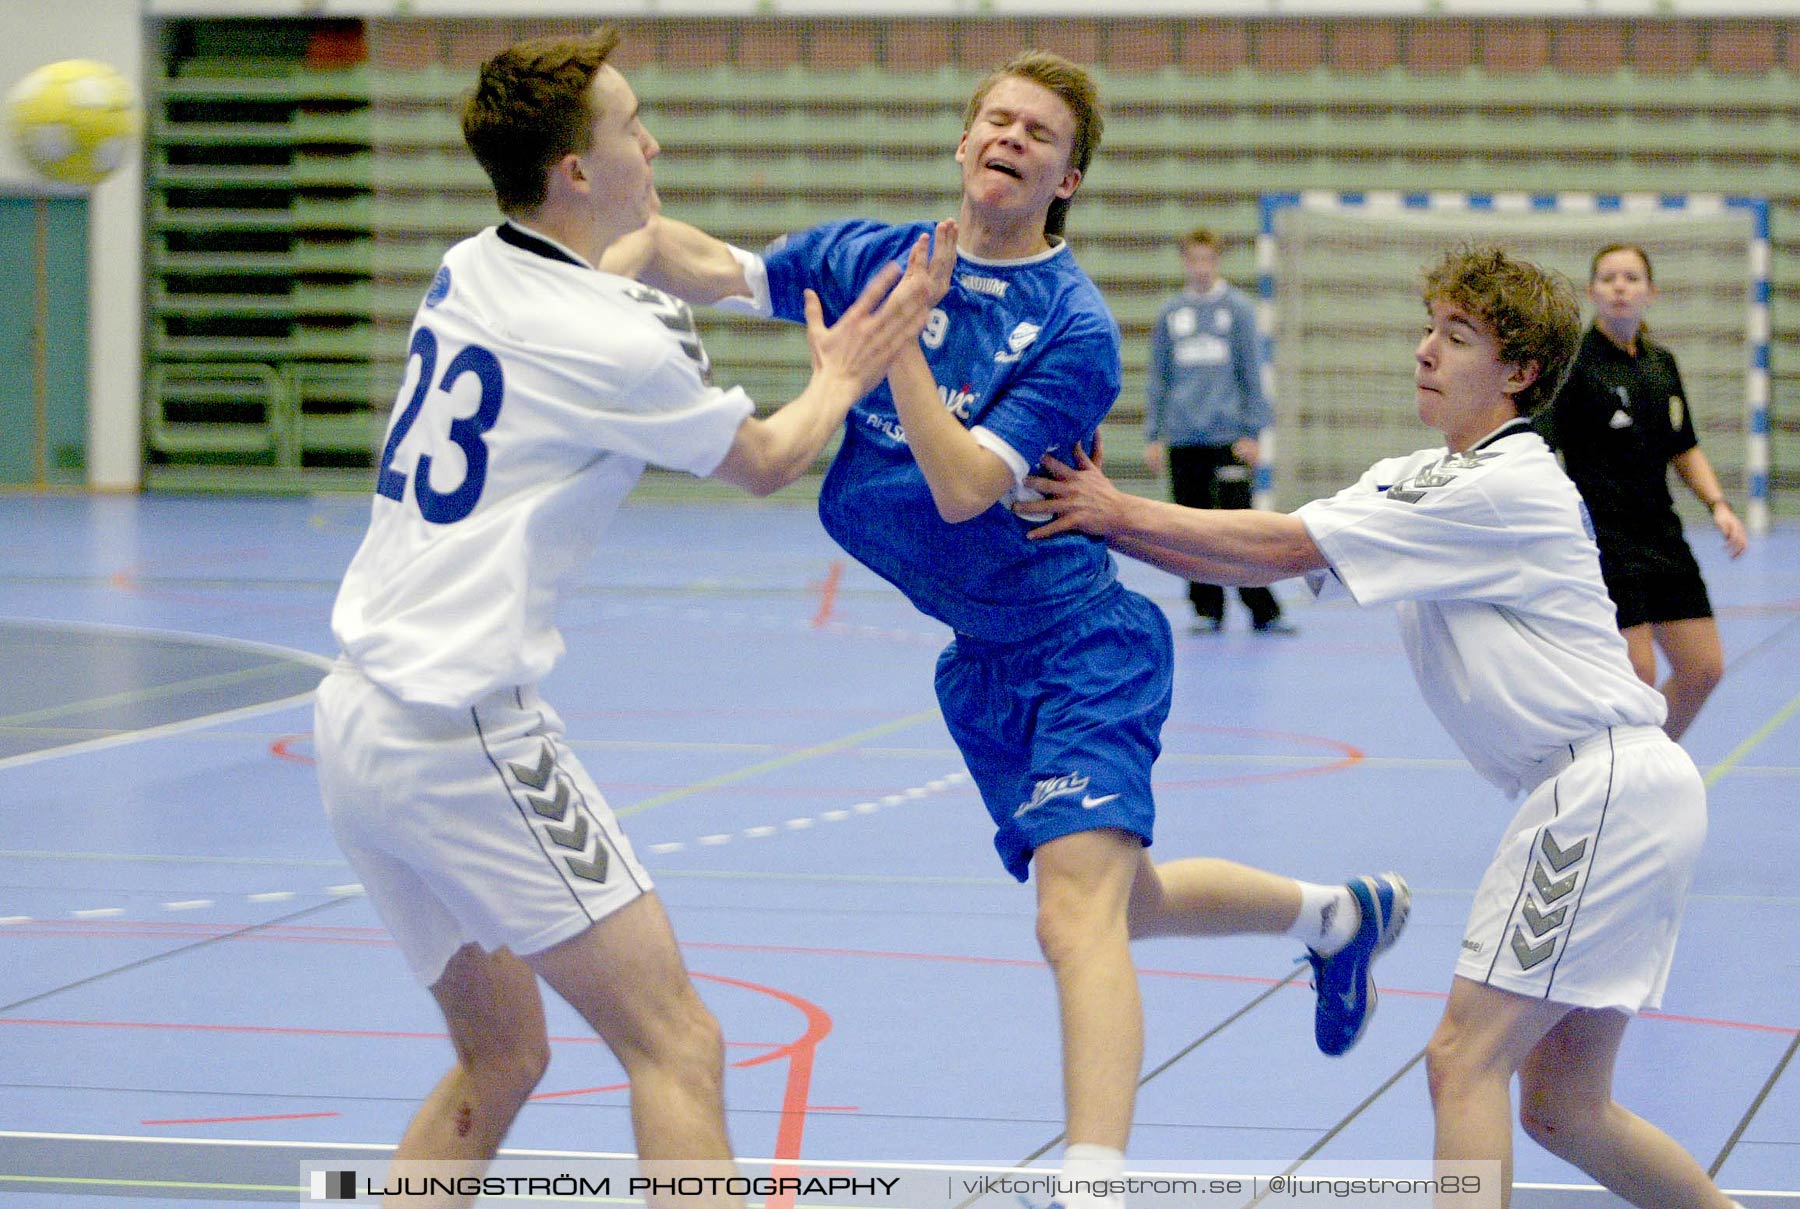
[1538, 325, 1699, 560]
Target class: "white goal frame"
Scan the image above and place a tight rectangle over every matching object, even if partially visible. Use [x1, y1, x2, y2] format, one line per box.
[1256, 190, 1770, 535]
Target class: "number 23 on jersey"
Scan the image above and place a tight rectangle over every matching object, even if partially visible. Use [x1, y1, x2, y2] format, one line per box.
[375, 325, 506, 524]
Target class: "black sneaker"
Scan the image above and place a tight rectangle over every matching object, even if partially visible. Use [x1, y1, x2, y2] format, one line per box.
[1253, 617, 1299, 636]
[1190, 617, 1223, 635]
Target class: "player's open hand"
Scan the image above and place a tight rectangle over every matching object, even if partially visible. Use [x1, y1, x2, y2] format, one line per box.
[1016, 444, 1127, 540]
[804, 222, 955, 395]
[910, 218, 957, 308]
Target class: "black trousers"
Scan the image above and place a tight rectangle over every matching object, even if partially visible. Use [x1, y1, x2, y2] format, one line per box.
[1167, 442, 1283, 626]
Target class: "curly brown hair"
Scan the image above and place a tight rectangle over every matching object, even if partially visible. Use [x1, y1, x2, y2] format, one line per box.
[1421, 245, 1581, 416]
[461, 28, 621, 214]
[962, 50, 1103, 239]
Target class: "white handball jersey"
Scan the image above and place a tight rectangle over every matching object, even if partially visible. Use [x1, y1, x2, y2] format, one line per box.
[1296, 418, 1667, 799]
[331, 222, 753, 708]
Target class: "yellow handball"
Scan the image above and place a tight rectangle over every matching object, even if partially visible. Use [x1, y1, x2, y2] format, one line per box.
[5, 59, 142, 186]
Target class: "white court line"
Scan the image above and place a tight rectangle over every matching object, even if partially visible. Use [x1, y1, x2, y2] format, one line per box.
[0, 620, 330, 773]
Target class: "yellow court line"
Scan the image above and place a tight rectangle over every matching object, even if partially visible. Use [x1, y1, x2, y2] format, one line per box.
[614, 708, 943, 819]
[1705, 685, 1800, 788]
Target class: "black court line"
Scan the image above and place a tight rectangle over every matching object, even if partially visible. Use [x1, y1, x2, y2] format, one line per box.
[0, 898, 354, 1017]
[1709, 1026, 1800, 1178]
[950, 962, 1308, 1209]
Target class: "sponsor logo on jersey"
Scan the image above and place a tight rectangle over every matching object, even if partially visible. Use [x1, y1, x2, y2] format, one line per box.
[994, 322, 1041, 363]
[624, 283, 713, 384]
[1385, 450, 1500, 503]
[1173, 332, 1231, 367]
[958, 272, 1009, 299]
[940, 383, 979, 421]
[1014, 771, 1118, 818]
[862, 410, 907, 444]
[425, 266, 451, 308]
[1460, 937, 1485, 954]
[1213, 308, 1234, 333]
[1608, 409, 1634, 430]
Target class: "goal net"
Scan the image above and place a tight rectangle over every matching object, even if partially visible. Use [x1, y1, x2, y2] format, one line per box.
[1258, 192, 1769, 534]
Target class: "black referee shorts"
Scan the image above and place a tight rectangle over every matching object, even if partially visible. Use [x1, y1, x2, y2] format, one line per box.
[1602, 563, 1714, 630]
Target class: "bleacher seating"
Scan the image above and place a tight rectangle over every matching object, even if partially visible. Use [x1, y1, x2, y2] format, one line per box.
[141, 20, 1800, 499]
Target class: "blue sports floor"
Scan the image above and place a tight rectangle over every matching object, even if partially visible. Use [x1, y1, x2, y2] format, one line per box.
[0, 489, 1795, 1207]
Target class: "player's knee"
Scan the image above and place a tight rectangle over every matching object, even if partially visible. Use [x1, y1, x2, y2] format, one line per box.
[452, 1030, 549, 1118]
[635, 988, 725, 1084]
[479, 1032, 551, 1101]
[1518, 1100, 1569, 1152]
[1683, 651, 1724, 694]
[1518, 1086, 1593, 1157]
[1423, 1024, 1478, 1108]
[1033, 892, 1120, 967]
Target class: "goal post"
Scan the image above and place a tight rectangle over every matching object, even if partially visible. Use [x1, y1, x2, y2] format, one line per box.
[1256, 191, 1770, 536]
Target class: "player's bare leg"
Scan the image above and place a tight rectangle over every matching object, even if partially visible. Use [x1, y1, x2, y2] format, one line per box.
[1426, 977, 1571, 1208]
[388, 944, 551, 1206]
[527, 892, 740, 1209]
[1127, 854, 1304, 937]
[1517, 1007, 1735, 1209]
[1647, 618, 1725, 741]
[1032, 828, 1144, 1151]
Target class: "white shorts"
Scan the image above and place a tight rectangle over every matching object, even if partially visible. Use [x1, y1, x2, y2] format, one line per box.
[314, 662, 653, 987]
[1456, 725, 1706, 1013]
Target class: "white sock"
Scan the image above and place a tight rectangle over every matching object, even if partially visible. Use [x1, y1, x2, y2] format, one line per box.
[1060, 1143, 1126, 1208]
[1288, 881, 1358, 954]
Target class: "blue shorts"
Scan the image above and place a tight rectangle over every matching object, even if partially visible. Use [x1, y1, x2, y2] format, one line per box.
[935, 585, 1173, 882]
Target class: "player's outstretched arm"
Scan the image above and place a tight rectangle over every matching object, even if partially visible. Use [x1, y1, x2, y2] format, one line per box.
[711, 231, 949, 496]
[1021, 447, 1328, 586]
[601, 213, 752, 305]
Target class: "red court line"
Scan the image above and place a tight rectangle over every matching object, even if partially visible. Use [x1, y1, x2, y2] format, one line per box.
[1154, 724, 1364, 790]
[142, 1111, 340, 1125]
[0, 1016, 787, 1055]
[9, 923, 1793, 1038]
[811, 559, 844, 628]
[680, 940, 1800, 1037]
[7, 923, 1792, 1038]
[694, 971, 833, 1170]
[271, 734, 311, 764]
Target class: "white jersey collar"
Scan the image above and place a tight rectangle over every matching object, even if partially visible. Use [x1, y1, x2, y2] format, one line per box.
[957, 235, 1068, 270]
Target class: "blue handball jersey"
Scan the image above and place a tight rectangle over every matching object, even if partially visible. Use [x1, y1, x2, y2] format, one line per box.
[762, 219, 1123, 642]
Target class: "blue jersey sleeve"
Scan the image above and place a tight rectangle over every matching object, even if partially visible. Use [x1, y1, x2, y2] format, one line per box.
[976, 306, 1122, 472]
[761, 219, 927, 326]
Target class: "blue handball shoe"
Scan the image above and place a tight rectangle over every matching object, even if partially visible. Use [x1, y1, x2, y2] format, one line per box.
[1307, 872, 1410, 1057]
